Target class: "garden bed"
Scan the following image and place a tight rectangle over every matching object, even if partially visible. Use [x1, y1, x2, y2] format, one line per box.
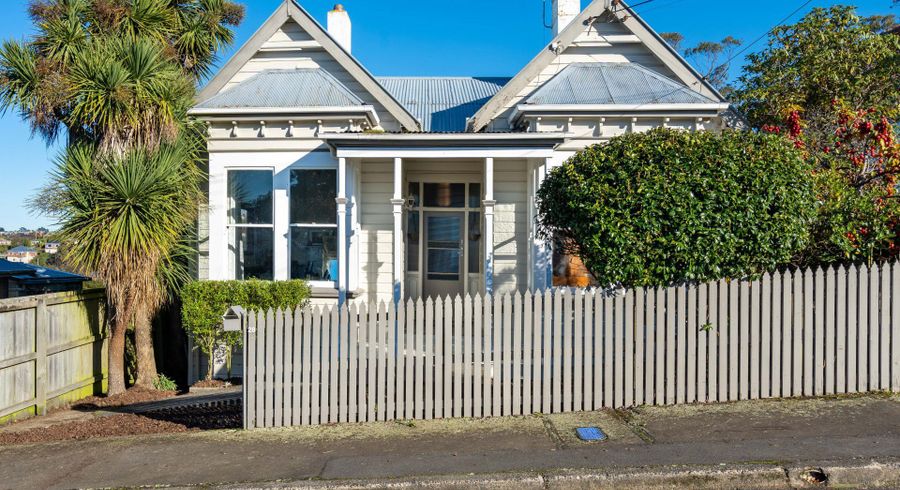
[0, 389, 241, 446]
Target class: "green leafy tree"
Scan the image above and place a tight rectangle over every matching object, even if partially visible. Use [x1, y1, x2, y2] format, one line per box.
[733, 6, 900, 146]
[181, 280, 311, 381]
[733, 6, 900, 267]
[536, 129, 816, 288]
[0, 0, 243, 394]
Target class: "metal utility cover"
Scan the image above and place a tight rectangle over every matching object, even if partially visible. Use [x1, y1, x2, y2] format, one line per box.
[576, 427, 607, 442]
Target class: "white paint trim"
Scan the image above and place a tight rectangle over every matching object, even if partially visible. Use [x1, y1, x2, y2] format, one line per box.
[483, 157, 495, 295]
[190, 106, 381, 128]
[337, 157, 348, 303]
[510, 104, 730, 127]
[336, 148, 558, 159]
[392, 158, 405, 302]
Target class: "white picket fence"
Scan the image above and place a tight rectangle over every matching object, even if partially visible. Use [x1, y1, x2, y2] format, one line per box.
[238, 262, 900, 429]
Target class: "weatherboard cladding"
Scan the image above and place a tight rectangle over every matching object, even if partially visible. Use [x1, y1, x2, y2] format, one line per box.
[196, 69, 366, 109]
[523, 62, 716, 106]
[376, 77, 511, 132]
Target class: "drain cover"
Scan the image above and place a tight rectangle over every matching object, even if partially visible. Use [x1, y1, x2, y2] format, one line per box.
[576, 427, 607, 442]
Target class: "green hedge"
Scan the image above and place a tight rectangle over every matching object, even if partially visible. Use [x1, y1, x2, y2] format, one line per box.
[181, 279, 311, 380]
[536, 128, 816, 288]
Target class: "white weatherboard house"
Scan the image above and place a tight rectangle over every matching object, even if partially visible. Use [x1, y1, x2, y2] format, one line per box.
[192, 0, 734, 306]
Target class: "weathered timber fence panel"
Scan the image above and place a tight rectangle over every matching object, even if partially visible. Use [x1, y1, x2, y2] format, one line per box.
[241, 263, 900, 429]
[0, 289, 107, 424]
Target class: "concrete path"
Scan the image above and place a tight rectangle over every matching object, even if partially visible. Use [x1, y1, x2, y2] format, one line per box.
[0, 394, 898, 489]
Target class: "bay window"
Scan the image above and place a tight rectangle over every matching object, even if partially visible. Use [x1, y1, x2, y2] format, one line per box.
[227, 169, 274, 280]
[290, 169, 338, 284]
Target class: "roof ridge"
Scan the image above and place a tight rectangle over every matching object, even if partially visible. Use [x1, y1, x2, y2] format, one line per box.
[376, 76, 512, 80]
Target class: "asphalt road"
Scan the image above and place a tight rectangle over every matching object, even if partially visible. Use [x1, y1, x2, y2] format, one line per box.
[1, 394, 898, 489]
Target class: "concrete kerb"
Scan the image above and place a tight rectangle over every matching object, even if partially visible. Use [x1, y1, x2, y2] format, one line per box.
[224, 461, 900, 490]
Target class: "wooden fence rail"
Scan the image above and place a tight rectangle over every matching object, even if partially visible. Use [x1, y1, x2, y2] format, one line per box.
[239, 263, 900, 429]
[0, 289, 107, 424]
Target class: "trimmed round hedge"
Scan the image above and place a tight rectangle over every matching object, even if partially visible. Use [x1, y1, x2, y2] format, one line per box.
[536, 128, 815, 288]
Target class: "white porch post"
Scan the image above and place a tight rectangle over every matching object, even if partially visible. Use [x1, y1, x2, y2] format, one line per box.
[336, 157, 349, 304]
[483, 157, 496, 296]
[533, 157, 552, 290]
[391, 157, 405, 302]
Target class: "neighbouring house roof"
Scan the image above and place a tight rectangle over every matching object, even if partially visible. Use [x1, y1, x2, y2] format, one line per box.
[377, 77, 511, 132]
[523, 63, 718, 106]
[8, 246, 36, 254]
[0, 259, 88, 284]
[195, 69, 366, 109]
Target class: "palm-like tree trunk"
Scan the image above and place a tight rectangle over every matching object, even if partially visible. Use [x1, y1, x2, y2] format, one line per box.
[108, 320, 128, 395]
[134, 313, 158, 387]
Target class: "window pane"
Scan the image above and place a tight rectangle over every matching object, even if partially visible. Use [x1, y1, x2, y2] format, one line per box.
[424, 183, 465, 208]
[468, 183, 481, 208]
[468, 212, 481, 273]
[291, 227, 338, 281]
[291, 169, 337, 224]
[230, 227, 273, 280]
[228, 170, 272, 225]
[407, 211, 419, 272]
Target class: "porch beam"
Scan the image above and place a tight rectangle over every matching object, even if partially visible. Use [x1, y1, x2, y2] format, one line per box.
[391, 157, 405, 302]
[335, 148, 557, 159]
[484, 157, 496, 296]
[337, 157, 348, 304]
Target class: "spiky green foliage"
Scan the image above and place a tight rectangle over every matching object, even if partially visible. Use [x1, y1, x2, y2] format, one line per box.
[0, 0, 243, 393]
[0, 0, 244, 146]
[50, 140, 202, 321]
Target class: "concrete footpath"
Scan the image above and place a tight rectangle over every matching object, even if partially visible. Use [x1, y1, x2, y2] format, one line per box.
[0, 394, 898, 489]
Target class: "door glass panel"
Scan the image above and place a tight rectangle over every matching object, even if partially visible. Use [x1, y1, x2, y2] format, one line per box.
[468, 212, 481, 273]
[468, 183, 481, 208]
[407, 211, 419, 272]
[424, 183, 465, 208]
[427, 250, 460, 275]
[427, 215, 462, 247]
[426, 214, 462, 281]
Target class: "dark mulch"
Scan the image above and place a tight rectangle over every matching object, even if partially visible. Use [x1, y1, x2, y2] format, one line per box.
[0, 404, 241, 446]
[0, 414, 191, 446]
[70, 387, 178, 411]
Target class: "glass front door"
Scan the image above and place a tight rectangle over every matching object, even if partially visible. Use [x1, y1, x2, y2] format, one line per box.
[423, 212, 465, 298]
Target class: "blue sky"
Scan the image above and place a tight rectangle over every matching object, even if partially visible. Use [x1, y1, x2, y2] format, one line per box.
[0, 0, 891, 230]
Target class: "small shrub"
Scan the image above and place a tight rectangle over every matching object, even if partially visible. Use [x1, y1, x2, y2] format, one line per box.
[153, 374, 178, 391]
[181, 280, 311, 381]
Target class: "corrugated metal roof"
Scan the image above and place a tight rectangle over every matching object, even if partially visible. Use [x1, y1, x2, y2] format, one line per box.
[196, 69, 365, 109]
[376, 77, 511, 132]
[524, 63, 717, 105]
